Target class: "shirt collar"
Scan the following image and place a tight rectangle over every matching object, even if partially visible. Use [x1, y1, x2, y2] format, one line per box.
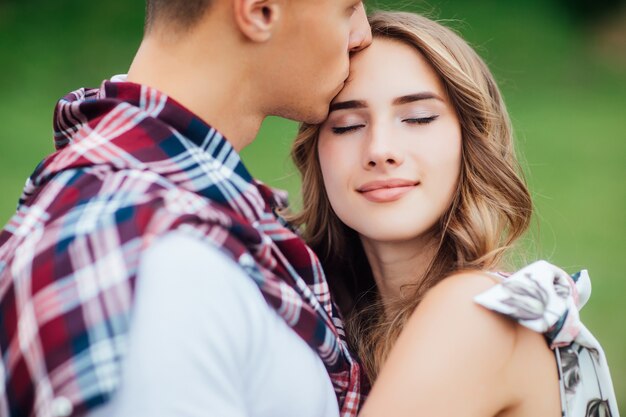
[40, 78, 273, 222]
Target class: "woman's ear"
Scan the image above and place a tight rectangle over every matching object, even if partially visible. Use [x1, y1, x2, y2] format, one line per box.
[233, 0, 281, 42]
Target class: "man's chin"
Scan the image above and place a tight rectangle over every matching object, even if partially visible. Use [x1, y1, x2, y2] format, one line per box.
[300, 85, 344, 124]
[273, 94, 334, 125]
[279, 105, 329, 125]
[303, 108, 329, 125]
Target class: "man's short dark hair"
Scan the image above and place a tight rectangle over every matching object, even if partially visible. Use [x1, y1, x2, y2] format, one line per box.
[145, 0, 214, 32]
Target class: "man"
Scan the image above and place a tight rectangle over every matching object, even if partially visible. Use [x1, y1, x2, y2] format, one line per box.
[0, 1, 371, 416]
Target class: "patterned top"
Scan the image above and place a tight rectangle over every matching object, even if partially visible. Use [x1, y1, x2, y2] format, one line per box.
[0, 80, 364, 417]
[475, 260, 620, 417]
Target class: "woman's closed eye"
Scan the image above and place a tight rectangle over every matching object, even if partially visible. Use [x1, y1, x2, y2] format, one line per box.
[402, 115, 439, 125]
[330, 114, 439, 135]
[331, 124, 366, 135]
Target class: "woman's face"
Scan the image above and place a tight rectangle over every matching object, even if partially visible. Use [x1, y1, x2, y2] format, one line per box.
[318, 38, 462, 245]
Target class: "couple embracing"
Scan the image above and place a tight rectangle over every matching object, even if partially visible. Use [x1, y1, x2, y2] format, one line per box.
[0, 1, 618, 416]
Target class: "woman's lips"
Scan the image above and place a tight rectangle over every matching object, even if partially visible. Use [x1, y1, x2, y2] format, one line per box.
[357, 179, 419, 203]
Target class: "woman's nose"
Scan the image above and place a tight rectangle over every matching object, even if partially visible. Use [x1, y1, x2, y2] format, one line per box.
[363, 129, 404, 170]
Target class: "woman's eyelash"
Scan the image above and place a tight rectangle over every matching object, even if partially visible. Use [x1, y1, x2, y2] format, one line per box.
[331, 115, 438, 134]
[403, 115, 439, 124]
[331, 124, 365, 134]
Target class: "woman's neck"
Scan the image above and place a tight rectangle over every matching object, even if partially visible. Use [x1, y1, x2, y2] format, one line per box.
[361, 235, 439, 316]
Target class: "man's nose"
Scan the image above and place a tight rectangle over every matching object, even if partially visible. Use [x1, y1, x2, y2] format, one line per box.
[348, 2, 373, 52]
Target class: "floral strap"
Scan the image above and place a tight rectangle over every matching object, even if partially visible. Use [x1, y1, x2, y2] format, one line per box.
[474, 260, 620, 417]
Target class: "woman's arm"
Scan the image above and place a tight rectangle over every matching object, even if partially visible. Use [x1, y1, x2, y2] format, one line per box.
[359, 273, 558, 417]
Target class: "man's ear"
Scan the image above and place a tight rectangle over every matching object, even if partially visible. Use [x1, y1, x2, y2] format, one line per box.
[233, 0, 281, 42]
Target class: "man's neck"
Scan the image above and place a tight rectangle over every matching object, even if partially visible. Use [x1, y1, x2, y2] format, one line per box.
[126, 32, 264, 152]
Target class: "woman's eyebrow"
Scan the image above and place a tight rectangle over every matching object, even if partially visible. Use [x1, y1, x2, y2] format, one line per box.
[393, 92, 443, 105]
[328, 100, 368, 113]
[329, 93, 443, 114]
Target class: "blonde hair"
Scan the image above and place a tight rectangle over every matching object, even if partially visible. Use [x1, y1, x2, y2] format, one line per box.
[289, 11, 532, 381]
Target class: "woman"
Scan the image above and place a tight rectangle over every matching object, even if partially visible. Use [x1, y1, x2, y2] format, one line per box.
[290, 11, 618, 417]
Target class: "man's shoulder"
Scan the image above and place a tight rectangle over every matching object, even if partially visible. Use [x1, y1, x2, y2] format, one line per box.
[140, 232, 265, 320]
[0, 163, 235, 319]
[10, 165, 210, 239]
[142, 232, 248, 289]
[0, 179, 246, 417]
[137, 231, 302, 362]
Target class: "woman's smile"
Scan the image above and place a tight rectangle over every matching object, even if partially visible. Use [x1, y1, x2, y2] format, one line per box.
[356, 179, 420, 203]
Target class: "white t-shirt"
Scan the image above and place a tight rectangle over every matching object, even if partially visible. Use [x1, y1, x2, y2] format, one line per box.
[88, 232, 339, 417]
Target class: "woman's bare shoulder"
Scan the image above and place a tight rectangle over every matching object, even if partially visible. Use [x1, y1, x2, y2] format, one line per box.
[427, 270, 502, 295]
[363, 272, 533, 416]
[405, 271, 519, 361]
[395, 271, 558, 411]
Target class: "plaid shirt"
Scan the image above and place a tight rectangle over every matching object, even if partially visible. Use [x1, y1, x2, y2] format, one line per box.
[0, 81, 364, 417]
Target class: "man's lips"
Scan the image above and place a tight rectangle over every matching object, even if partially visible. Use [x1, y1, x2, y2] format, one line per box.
[356, 179, 420, 203]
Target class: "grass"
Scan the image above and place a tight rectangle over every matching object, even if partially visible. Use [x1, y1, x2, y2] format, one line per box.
[1, 0, 624, 408]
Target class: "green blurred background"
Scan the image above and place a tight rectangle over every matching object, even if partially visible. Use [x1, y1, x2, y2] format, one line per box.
[0, 0, 624, 409]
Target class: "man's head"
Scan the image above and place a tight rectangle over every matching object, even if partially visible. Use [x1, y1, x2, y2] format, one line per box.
[144, 0, 214, 34]
[140, 0, 372, 126]
[255, 0, 372, 123]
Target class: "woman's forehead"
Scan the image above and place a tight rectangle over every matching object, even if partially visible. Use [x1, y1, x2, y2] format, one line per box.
[337, 39, 445, 104]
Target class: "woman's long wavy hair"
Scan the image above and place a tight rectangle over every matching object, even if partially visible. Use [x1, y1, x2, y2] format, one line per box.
[289, 11, 532, 381]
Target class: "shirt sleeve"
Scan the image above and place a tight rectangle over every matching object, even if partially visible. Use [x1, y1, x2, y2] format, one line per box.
[86, 231, 260, 417]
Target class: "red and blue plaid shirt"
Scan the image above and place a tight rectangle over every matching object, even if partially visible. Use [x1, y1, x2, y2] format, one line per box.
[0, 80, 365, 417]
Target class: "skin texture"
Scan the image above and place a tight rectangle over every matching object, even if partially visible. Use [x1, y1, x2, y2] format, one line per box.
[360, 273, 561, 417]
[267, 0, 371, 124]
[317, 38, 561, 416]
[318, 39, 462, 305]
[127, 0, 372, 151]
